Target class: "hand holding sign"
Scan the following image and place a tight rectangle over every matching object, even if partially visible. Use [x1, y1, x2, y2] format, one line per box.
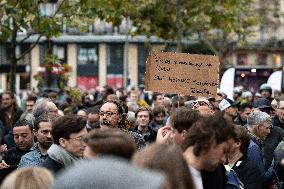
[145, 52, 220, 97]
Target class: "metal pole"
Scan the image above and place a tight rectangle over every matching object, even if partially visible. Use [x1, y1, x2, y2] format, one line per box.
[123, 17, 130, 90]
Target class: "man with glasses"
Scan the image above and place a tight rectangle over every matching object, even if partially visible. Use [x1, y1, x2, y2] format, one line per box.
[272, 99, 284, 130]
[41, 115, 87, 174]
[99, 100, 145, 149]
[32, 98, 59, 119]
[99, 100, 123, 129]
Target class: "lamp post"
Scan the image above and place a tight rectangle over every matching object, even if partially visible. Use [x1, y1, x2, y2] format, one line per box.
[123, 17, 130, 91]
[39, 1, 58, 92]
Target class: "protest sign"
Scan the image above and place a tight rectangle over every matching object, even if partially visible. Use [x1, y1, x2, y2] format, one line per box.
[145, 51, 220, 97]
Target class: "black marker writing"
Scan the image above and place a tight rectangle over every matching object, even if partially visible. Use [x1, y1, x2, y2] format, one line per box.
[168, 76, 190, 84]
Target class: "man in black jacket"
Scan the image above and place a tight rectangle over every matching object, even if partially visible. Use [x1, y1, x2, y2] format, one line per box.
[183, 113, 235, 189]
[0, 119, 34, 169]
[0, 120, 34, 184]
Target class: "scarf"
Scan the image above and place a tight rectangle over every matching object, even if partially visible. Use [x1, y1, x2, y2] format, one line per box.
[47, 144, 80, 167]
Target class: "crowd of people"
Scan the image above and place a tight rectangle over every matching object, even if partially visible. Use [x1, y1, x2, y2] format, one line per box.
[0, 83, 284, 189]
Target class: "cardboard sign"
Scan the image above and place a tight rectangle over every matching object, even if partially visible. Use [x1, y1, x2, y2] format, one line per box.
[145, 52, 220, 97]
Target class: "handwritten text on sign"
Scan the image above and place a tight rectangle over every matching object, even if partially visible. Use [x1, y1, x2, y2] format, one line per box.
[145, 52, 220, 97]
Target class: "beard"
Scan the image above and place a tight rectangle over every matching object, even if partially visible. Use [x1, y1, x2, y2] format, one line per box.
[100, 119, 118, 128]
[40, 140, 53, 149]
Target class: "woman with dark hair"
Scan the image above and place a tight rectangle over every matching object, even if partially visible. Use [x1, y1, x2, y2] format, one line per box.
[132, 143, 195, 189]
[226, 125, 262, 189]
[0, 91, 23, 137]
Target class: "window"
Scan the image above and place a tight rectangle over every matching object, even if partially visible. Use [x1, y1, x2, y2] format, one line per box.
[53, 44, 67, 64]
[20, 74, 30, 90]
[0, 45, 8, 65]
[17, 44, 31, 65]
[237, 53, 248, 65]
[137, 44, 150, 85]
[106, 44, 123, 88]
[39, 43, 48, 66]
[0, 44, 30, 65]
[106, 44, 123, 74]
[257, 53, 267, 65]
[77, 45, 98, 65]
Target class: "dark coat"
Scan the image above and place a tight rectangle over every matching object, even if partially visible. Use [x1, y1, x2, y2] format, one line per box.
[3, 147, 30, 167]
[41, 155, 64, 174]
[0, 107, 23, 136]
[130, 126, 157, 144]
[272, 117, 284, 131]
[0, 147, 29, 185]
[233, 156, 263, 189]
[233, 114, 247, 126]
[263, 126, 284, 170]
[201, 165, 227, 189]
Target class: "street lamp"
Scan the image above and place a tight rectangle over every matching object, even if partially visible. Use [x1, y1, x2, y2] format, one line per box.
[39, 0, 58, 92]
[123, 17, 130, 90]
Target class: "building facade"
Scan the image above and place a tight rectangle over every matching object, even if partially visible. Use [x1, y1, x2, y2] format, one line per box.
[223, 0, 284, 92]
[0, 35, 165, 92]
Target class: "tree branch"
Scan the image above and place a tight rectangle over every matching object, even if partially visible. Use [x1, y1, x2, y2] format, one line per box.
[200, 33, 220, 56]
[18, 32, 34, 44]
[0, 24, 13, 31]
[53, 0, 67, 16]
[16, 34, 43, 61]
[0, 2, 7, 9]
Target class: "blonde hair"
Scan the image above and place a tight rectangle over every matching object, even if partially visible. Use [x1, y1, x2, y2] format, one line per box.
[1, 167, 54, 189]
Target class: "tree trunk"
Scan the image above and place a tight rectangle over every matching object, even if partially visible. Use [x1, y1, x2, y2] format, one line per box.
[175, 0, 183, 52]
[9, 49, 17, 93]
[9, 20, 18, 93]
[46, 37, 53, 89]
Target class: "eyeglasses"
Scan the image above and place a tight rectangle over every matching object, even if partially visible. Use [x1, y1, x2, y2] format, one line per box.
[99, 111, 118, 117]
[69, 136, 85, 143]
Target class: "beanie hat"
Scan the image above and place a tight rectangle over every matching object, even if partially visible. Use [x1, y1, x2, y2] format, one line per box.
[52, 156, 165, 189]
